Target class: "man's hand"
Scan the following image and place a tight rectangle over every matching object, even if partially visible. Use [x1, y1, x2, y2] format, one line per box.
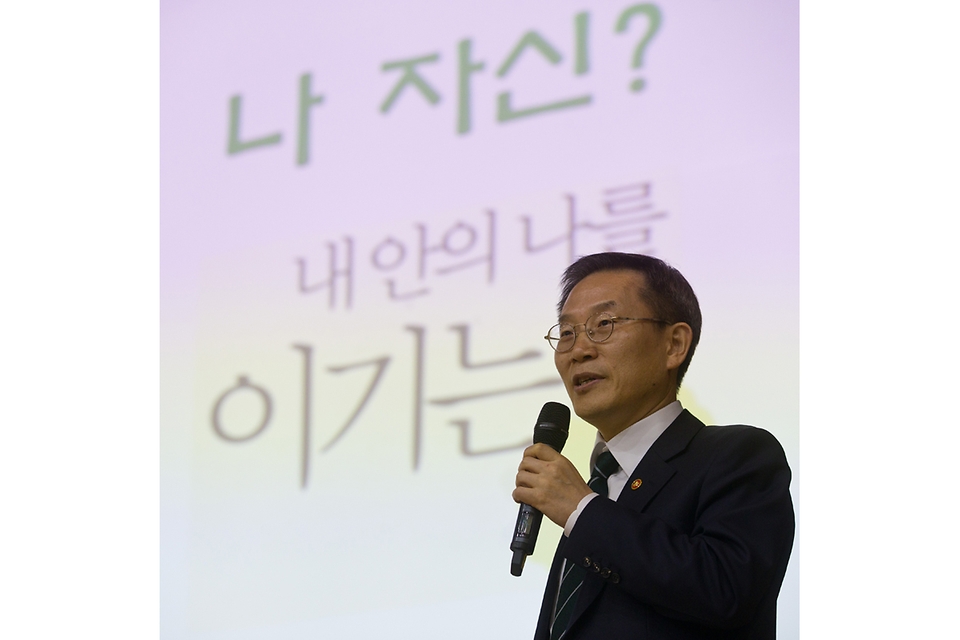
[513, 443, 593, 527]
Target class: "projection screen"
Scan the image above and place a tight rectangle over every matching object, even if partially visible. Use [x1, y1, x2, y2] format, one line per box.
[160, 1, 798, 637]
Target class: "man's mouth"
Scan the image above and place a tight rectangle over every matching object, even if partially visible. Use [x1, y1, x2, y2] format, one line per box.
[573, 374, 602, 390]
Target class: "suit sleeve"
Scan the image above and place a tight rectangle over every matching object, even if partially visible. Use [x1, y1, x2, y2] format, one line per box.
[560, 426, 795, 629]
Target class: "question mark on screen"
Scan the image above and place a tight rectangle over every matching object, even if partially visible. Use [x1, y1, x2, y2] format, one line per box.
[615, 3, 663, 93]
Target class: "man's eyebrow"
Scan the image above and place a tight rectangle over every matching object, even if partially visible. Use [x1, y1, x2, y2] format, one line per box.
[558, 300, 618, 323]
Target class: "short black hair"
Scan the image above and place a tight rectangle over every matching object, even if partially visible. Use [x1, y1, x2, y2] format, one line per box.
[557, 252, 702, 388]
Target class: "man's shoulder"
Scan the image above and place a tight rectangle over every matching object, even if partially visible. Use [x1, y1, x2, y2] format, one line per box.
[671, 411, 788, 458]
[699, 422, 781, 443]
[689, 421, 791, 480]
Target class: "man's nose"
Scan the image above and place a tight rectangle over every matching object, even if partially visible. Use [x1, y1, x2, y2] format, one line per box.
[567, 327, 596, 360]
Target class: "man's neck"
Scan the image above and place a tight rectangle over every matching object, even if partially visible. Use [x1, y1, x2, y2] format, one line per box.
[597, 392, 678, 442]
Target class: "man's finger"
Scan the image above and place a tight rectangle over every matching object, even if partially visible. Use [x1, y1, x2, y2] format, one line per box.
[523, 442, 561, 461]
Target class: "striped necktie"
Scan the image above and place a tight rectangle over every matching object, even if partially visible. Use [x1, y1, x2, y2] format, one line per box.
[550, 449, 619, 640]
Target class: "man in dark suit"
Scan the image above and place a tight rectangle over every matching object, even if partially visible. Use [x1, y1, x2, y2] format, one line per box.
[513, 253, 794, 640]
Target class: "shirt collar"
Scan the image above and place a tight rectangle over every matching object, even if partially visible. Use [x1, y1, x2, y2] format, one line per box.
[592, 401, 683, 474]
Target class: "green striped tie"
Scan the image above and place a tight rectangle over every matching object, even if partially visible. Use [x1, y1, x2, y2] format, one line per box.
[550, 449, 619, 640]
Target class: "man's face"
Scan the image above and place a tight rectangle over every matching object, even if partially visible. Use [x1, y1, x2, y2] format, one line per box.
[554, 269, 678, 440]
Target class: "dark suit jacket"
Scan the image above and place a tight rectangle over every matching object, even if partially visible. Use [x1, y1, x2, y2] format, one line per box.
[534, 410, 795, 640]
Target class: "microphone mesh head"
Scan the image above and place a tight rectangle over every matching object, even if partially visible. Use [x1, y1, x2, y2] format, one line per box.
[533, 402, 570, 453]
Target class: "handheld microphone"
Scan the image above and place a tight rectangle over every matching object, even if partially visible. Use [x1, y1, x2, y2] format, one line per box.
[510, 401, 571, 577]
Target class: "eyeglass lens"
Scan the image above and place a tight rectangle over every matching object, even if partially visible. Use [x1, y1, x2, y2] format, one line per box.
[549, 313, 616, 352]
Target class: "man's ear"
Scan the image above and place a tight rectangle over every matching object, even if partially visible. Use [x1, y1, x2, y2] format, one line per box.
[665, 322, 693, 371]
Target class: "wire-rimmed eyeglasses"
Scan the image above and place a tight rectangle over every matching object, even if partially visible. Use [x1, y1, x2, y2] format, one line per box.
[544, 312, 670, 353]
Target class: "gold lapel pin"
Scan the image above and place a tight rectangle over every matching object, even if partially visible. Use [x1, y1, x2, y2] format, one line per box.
[631, 479, 642, 490]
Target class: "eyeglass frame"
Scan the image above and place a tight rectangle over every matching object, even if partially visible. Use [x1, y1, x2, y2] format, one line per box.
[544, 312, 671, 353]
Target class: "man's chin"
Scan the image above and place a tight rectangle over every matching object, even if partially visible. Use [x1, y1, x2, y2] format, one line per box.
[570, 399, 606, 428]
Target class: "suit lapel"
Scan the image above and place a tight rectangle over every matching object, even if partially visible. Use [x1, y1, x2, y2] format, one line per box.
[618, 409, 704, 510]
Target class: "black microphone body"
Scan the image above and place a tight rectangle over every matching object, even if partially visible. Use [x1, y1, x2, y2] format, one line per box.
[510, 402, 571, 576]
